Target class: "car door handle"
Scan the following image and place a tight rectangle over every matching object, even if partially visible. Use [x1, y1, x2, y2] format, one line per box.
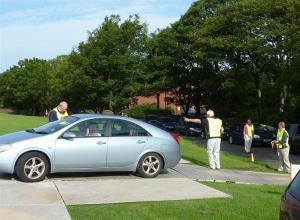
[96, 141, 107, 145]
[136, 140, 146, 144]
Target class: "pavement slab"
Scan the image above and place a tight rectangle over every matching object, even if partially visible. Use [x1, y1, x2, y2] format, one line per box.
[54, 178, 230, 205]
[0, 179, 71, 220]
[173, 164, 290, 185]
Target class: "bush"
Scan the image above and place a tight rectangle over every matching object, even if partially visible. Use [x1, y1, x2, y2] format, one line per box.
[128, 104, 174, 119]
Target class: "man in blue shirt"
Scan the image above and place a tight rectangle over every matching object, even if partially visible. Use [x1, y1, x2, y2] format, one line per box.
[48, 101, 69, 122]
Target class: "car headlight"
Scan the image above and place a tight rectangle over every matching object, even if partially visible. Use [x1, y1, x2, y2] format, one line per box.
[253, 134, 260, 139]
[0, 144, 12, 153]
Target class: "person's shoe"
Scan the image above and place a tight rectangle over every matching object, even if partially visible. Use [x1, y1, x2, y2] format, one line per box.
[278, 167, 284, 172]
[209, 166, 216, 170]
[286, 170, 291, 174]
[216, 167, 221, 170]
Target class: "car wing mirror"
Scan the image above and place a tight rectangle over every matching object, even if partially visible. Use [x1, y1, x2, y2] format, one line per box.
[62, 132, 76, 139]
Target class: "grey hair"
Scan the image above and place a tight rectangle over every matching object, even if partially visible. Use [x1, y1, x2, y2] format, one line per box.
[207, 110, 214, 117]
[59, 101, 68, 107]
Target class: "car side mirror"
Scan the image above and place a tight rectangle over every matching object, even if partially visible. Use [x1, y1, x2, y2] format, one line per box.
[62, 132, 76, 139]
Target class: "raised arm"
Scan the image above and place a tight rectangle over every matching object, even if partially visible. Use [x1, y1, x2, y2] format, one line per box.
[184, 117, 201, 124]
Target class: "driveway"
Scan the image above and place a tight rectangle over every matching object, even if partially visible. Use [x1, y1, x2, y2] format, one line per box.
[186, 136, 300, 168]
[0, 176, 70, 220]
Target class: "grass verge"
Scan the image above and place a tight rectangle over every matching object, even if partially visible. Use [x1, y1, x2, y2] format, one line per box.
[180, 138, 276, 172]
[68, 182, 285, 220]
[0, 113, 47, 135]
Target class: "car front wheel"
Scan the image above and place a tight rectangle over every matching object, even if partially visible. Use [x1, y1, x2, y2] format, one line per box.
[15, 152, 49, 182]
[137, 153, 163, 178]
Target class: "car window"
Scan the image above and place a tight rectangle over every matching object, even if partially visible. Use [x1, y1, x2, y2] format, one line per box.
[288, 171, 300, 201]
[67, 119, 108, 138]
[111, 120, 148, 137]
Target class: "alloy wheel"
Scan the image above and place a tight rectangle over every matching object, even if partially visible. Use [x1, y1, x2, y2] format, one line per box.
[23, 157, 46, 180]
[142, 155, 160, 175]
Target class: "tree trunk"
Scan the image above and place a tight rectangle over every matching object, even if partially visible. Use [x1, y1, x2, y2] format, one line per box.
[280, 85, 288, 113]
[156, 93, 160, 110]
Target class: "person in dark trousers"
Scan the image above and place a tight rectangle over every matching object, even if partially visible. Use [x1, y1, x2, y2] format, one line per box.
[48, 101, 68, 122]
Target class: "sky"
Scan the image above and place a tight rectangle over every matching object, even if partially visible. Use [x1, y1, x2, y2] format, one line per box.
[0, 0, 195, 72]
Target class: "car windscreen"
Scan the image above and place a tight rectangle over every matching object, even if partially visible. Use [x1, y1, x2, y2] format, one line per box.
[29, 116, 79, 134]
[288, 171, 300, 201]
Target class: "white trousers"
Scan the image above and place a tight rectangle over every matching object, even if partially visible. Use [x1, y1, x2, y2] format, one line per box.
[278, 147, 291, 172]
[244, 136, 253, 153]
[207, 138, 221, 169]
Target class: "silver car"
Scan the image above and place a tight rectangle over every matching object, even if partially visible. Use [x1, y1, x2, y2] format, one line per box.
[0, 114, 181, 182]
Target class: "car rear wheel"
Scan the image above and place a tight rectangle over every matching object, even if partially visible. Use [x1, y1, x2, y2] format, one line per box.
[137, 153, 163, 178]
[229, 136, 234, 144]
[15, 152, 49, 182]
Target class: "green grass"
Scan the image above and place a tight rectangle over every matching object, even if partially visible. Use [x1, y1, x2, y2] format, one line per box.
[68, 182, 285, 220]
[180, 138, 276, 172]
[0, 113, 47, 135]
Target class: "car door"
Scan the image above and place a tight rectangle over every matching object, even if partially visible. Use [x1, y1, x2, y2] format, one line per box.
[107, 119, 148, 168]
[54, 118, 109, 169]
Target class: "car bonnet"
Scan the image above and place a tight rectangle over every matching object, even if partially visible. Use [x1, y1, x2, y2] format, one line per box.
[0, 131, 43, 145]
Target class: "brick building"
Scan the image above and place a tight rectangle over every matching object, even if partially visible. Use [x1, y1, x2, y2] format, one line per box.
[134, 92, 180, 114]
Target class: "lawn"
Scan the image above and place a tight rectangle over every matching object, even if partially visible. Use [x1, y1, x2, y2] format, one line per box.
[68, 182, 285, 220]
[180, 138, 276, 172]
[0, 113, 47, 135]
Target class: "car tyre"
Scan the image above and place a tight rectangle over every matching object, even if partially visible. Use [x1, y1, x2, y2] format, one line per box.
[137, 153, 163, 178]
[15, 152, 49, 182]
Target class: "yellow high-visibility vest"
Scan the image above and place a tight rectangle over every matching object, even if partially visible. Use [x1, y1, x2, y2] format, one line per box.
[207, 118, 222, 138]
[246, 124, 254, 138]
[53, 108, 68, 120]
[276, 129, 289, 149]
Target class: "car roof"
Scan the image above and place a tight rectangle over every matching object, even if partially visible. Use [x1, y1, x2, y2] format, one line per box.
[72, 114, 155, 125]
[73, 114, 128, 120]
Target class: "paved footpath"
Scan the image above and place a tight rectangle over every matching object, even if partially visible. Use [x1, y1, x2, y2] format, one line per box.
[0, 178, 70, 220]
[173, 163, 290, 185]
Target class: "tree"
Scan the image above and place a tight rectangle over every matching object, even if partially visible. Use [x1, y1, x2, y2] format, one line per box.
[192, 0, 300, 122]
[146, 0, 229, 116]
[0, 58, 50, 114]
[68, 15, 149, 113]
